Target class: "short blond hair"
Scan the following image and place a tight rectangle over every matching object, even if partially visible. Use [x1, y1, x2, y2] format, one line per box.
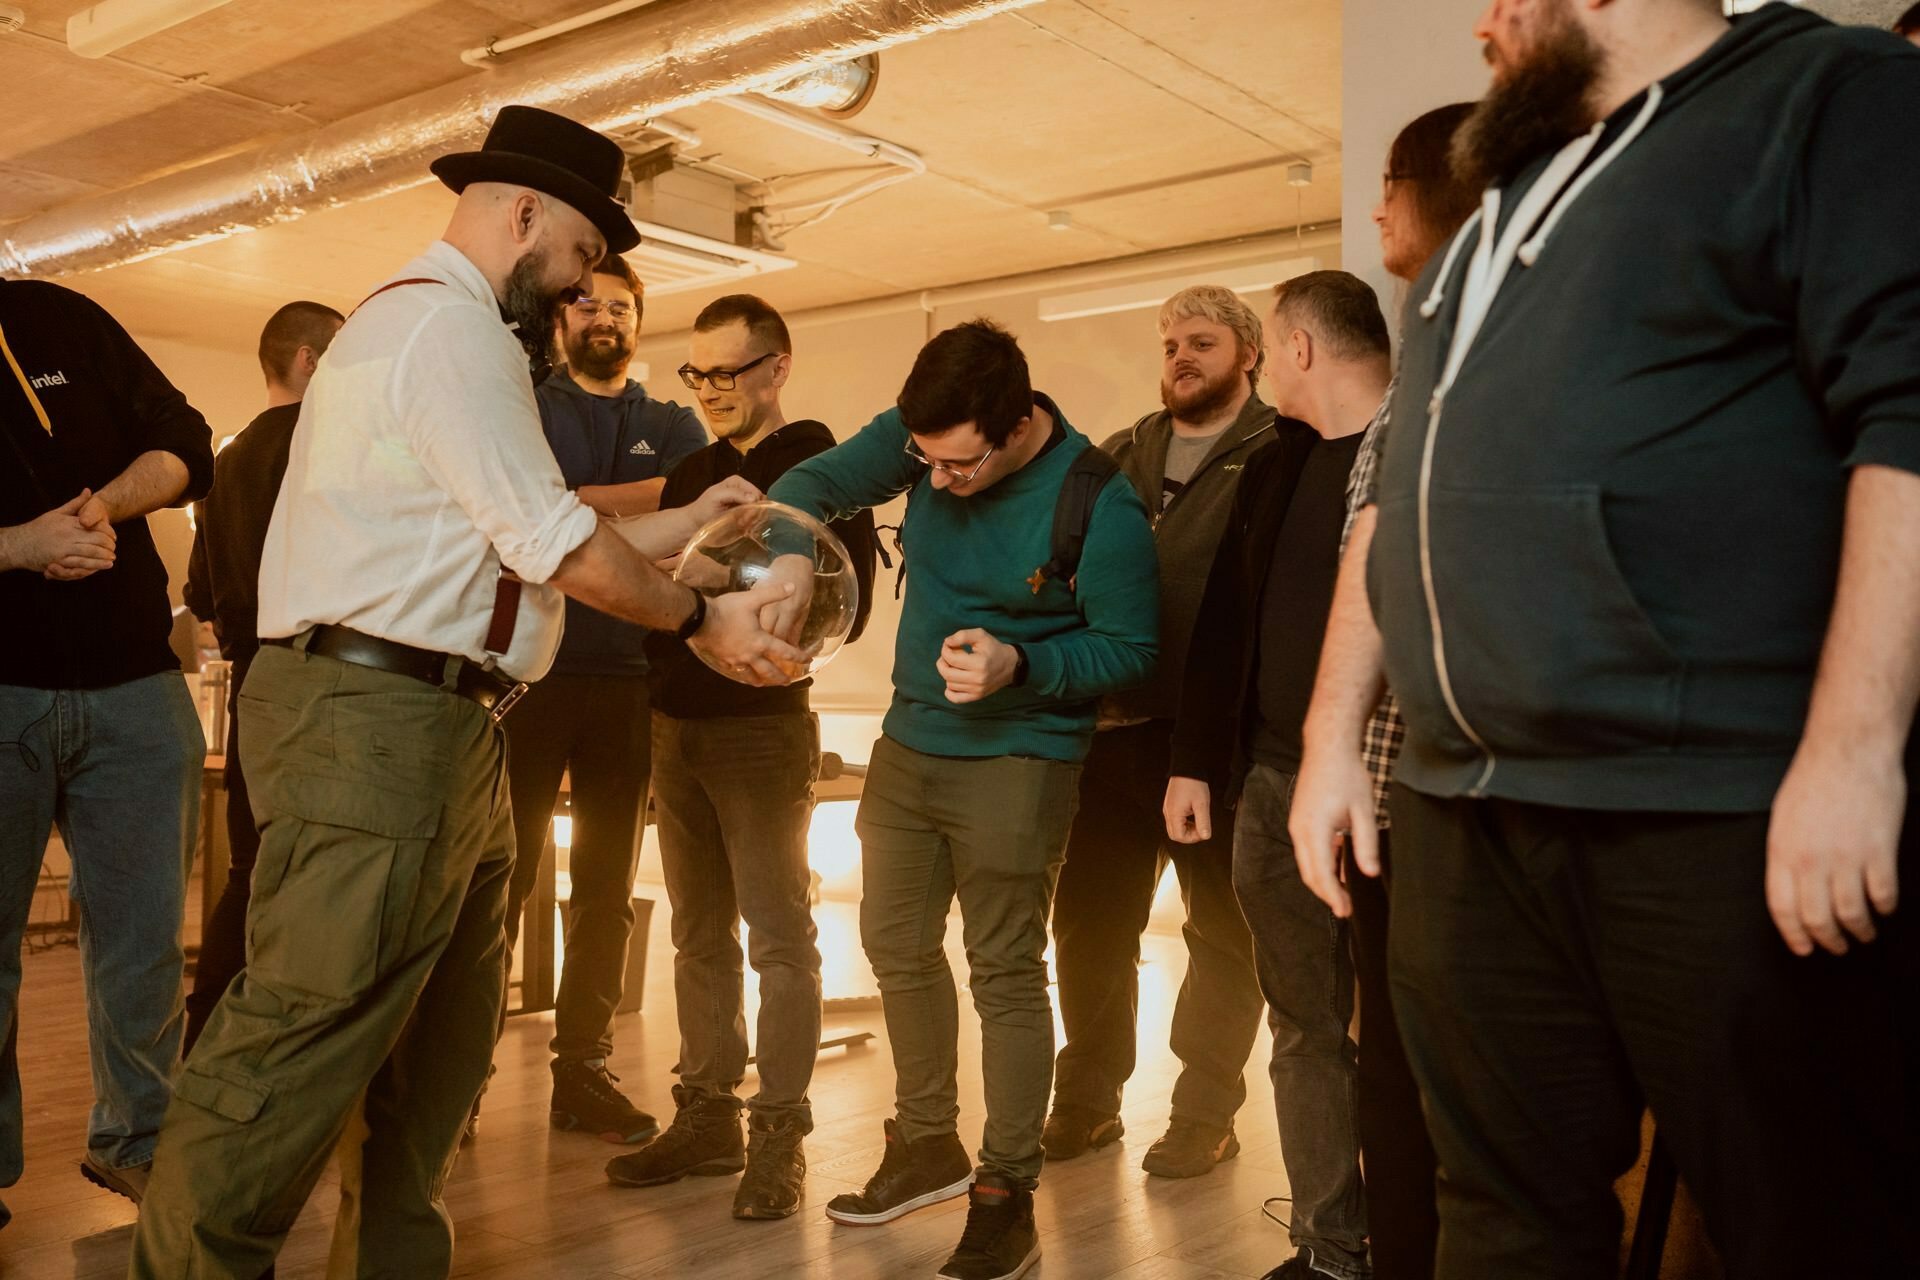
[1158, 284, 1265, 387]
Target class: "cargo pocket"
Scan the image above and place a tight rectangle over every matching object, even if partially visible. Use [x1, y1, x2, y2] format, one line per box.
[173, 1063, 270, 1123]
[1426, 485, 1685, 757]
[245, 774, 439, 1003]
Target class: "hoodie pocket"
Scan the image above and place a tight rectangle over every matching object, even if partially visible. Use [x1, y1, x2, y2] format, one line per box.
[1426, 484, 1684, 757]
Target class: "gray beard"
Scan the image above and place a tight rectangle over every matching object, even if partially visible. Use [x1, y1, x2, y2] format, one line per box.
[503, 253, 571, 360]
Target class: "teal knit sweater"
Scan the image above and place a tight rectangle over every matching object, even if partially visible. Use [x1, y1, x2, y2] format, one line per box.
[769, 397, 1159, 762]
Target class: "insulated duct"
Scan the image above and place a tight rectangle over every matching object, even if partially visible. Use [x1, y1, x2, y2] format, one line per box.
[0, 0, 1038, 278]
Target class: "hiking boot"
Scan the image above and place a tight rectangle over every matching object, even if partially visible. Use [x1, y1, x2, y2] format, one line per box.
[1141, 1116, 1239, 1179]
[1040, 1105, 1124, 1161]
[605, 1085, 745, 1187]
[935, 1173, 1039, 1280]
[824, 1118, 972, 1225]
[551, 1059, 660, 1145]
[733, 1111, 810, 1220]
[80, 1154, 150, 1204]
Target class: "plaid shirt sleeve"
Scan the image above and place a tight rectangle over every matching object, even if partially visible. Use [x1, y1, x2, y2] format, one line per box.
[1342, 385, 1403, 829]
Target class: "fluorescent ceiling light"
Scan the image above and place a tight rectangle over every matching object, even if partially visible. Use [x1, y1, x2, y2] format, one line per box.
[67, 0, 237, 58]
[1037, 255, 1320, 323]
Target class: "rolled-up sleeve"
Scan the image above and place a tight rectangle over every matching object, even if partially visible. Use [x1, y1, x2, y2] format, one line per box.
[391, 306, 599, 584]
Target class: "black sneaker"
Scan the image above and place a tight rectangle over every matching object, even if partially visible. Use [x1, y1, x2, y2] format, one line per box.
[1260, 1246, 1359, 1279]
[605, 1085, 745, 1187]
[824, 1118, 972, 1225]
[733, 1111, 810, 1221]
[1141, 1116, 1239, 1179]
[551, 1059, 660, 1145]
[935, 1174, 1038, 1280]
[1040, 1105, 1124, 1161]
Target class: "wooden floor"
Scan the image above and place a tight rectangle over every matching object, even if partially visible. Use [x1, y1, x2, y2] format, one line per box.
[2, 885, 1719, 1279]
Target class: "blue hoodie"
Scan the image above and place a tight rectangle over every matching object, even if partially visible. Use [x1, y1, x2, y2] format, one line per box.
[535, 372, 706, 676]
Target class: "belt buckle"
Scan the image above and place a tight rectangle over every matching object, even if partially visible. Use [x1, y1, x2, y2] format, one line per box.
[489, 681, 530, 723]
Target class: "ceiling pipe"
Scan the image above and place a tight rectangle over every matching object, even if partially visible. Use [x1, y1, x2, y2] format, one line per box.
[1, 0, 1039, 279]
[460, 0, 655, 69]
[66, 0, 237, 59]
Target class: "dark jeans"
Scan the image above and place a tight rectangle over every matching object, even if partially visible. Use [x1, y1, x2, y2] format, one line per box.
[185, 672, 261, 1055]
[1051, 720, 1262, 1128]
[504, 672, 651, 1064]
[1233, 763, 1370, 1280]
[650, 711, 822, 1122]
[1388, 783, 1920, 1280]
[1347, 831, 1439, 1280]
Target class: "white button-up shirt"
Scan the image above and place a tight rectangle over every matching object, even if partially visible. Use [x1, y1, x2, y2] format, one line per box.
[257, 240, 599, 682]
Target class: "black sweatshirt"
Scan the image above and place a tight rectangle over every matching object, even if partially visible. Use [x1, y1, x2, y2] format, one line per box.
[646, 420, 877, 718]
[0, 280, 214, 690]
[184, 402, 300, 673]
[1370, 7, 1920, 813]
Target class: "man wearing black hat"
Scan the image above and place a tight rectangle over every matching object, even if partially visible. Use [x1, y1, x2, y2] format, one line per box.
[128, 105, 807, 1280]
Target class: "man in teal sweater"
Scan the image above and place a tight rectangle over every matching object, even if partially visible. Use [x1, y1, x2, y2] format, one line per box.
[770, 319, 1157, 1280]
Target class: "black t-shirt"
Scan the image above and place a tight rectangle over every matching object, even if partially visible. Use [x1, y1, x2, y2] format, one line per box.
[0, 280, 214, 690]
[1249, 430, 1364, 772]
[184, 403, 300, 675]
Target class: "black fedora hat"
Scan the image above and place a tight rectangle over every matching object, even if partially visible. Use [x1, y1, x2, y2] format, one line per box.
[432, 105, 640, 253]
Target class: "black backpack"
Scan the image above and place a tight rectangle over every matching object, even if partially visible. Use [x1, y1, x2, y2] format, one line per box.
[880, 445, 1121, 600]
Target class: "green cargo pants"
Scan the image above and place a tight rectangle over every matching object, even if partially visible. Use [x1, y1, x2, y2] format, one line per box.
[853, 736, 1082, 1186]
[128, 639, 515, 1280]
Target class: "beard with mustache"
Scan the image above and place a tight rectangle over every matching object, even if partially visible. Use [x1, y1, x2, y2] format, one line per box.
[1160, 360, 1247, 424]
[563, 320, 635, 382]
[502, 250, 575, 368]
[1452, 0, 1605, 192]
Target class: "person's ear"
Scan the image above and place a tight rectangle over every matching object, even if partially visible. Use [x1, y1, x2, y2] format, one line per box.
[1292, 328, 1313, 372]
[770, 353, 792, 391]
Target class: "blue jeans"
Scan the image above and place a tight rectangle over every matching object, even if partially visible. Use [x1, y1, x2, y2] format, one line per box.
[0, 673, 203, 1182]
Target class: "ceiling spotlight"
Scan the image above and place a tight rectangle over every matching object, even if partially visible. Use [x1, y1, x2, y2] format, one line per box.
[761, 53, 880, 118]
[1047, 210, 1074, 232]
[1287, 162, 1314, 188]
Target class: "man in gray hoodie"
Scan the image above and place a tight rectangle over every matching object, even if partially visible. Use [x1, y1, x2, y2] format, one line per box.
[1291, 2, 1920, 1275]
[1044, 285, 1271, 1178]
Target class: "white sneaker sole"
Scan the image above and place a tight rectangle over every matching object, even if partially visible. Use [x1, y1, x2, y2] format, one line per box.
[824, 1173, 973, 1225]
[936, 1239, 1039, 1280]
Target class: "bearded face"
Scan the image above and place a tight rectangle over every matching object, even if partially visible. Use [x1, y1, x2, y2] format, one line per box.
[503, 250, 575, 363]
[1452, 0, 1605, 191]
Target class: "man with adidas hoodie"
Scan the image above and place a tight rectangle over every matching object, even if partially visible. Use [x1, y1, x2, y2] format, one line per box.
[502, 250, 706, 1145]
[1044, 285, 1271, 1178]
[771, 319, 1158, 1280]
[1289, 2, 1920, 1275]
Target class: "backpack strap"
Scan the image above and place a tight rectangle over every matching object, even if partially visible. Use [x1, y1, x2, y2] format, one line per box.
[1030, 446, 1121, 596]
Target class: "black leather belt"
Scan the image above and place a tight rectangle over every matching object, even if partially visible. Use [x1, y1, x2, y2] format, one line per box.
[266, 625, 528, 721]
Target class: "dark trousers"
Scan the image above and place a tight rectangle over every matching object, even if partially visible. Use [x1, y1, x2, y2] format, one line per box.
[1050, 720, 1263, 1128]
[504, 672, 651, 1064]
[650, 711, 822, 1122]
[1347, 831, 1439, 1280]
[1389, 783, 1920, 1279]
[1234, 763, 1370, 1279]
[184, 673, 260, 1055]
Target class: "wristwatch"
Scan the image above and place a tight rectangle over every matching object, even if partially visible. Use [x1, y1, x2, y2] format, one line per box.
[1011, 644, 1031, 688]
[673, 588, 707, 641]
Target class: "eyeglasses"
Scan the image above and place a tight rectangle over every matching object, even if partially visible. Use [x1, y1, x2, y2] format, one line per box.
[570, 298, 636, 322]
[677, 352, 777, 391]
[904, 439, 995, 483]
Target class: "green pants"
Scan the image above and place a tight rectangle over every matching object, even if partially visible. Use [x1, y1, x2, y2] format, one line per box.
[128, 642, 514, 1280]
[853, 736, 1082, 1185]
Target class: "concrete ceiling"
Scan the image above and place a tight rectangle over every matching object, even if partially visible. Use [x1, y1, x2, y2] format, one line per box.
[0, 0, 1342, 346]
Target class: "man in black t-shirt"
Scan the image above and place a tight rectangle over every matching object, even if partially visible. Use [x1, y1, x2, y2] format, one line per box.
[181, 300, 343, 1055]
[0, 279, 215, 1216]
[1163, 272, 1393, 1280]
[607, 294, 873, 1221]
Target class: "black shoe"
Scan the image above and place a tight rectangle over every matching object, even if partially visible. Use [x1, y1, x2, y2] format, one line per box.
[605, 1085, 745, 1187]
[552, 1059, 660, 1145]
[1260, 1246, 1358, 1279]
[1141, 1116, 1239, 1179]
[733, 1111, 810, 1220]
[824, 1118, 973, 1225]
[1040, 1104, 1124, 1161]
[935, 1174, 1039, 1280]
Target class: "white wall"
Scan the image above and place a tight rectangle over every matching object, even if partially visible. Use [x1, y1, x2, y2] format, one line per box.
[1341, 0, 1491, 322]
